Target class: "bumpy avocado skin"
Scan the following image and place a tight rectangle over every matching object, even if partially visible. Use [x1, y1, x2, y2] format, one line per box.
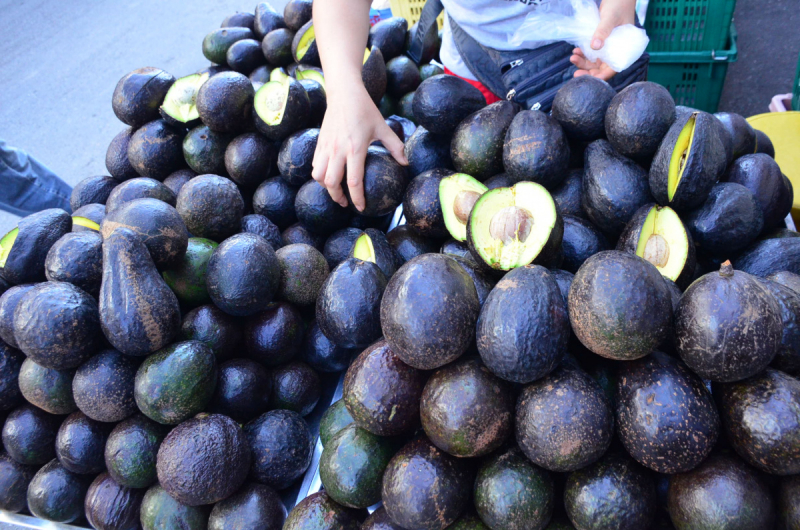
[45, 231, 104, 297]
[55, 412, 111, 474]
[319, 399, 355, 447]
[0, 452, 37, 513]
[139, 484, 209, 530]
[244, 409, 314, 489]
[503, 109, 570, 189]
[1, 208, 72, 285]
[405, 127, 454, 178]
[759, 279, 800, 375]
[283, 491, 361, 530]
[85, 473, 146, 530]
[605, 81, 676, 160]
[208, 482, 286, 530]
[451, 101, 518, 181]
[735, 237, 800, 277]
[2, 404, 60, 466]
[105, 413, 169, 489]
[26, 459, 93, 523]
[778, 474, 800, 529]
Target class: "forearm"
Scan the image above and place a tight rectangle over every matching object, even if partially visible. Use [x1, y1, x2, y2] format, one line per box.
[313, 0, 372, 101]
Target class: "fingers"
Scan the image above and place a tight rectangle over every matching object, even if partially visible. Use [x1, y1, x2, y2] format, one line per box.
[377, 123, 408, 166]
[323, 150, 349, 207]
[592, 5, 618, 49]
[346, 146, 368, 212]
[311, 142, 329, 185]
[570, 53, 599, 71]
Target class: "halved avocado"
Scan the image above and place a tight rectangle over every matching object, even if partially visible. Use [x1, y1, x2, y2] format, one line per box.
[159, 73, 209, 128]
[291, 20, 320, 66]
[617, 204, 695, 289]
[467, 181, 562, 271]
[351, 229, 399, 278]
[254, 77, 310, 141]
[270, 67, 289, 83]
[362, 47, 387, 105]
[296, 65, 325, 87]
[439, 173, 488, 242]
[72, 209, 103, 232]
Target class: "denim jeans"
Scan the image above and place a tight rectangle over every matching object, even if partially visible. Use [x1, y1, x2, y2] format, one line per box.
[0, 140, 72, 216]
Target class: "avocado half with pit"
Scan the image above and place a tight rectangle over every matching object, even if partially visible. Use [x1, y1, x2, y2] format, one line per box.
[159, 73, 209, 128]
[439, 173, 487, 242]
[254, 77, 310, 141]
[466, 182, 562, 271]
[617, 204, 696, 289]
[291, 20, 320, 66]
[650, 111, 727, 211]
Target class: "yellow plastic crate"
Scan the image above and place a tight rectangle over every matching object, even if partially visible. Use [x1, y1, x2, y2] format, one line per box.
[389, 0, 445, 30]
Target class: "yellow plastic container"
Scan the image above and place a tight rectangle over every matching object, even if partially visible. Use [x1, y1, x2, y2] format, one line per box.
[747, 111, 800, 225]
[388, 0, 445, 30]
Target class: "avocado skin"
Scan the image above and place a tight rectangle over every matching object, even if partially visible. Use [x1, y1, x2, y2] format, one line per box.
[253, 177, 299, 230]
[135, 341, 217, 425]
[209, 482, 286, 530]
[290, 19, 320, 66]
[226, 133, 278, 189]
[222, 11, 255, 30]
[769, 270, 800, 293]
[387, 225, 440, 264]
[1, 208, 71, 285]
[295, 180, 352, 235]
[26, 459, 92, 523]
[283, 223, 327, 250]
[319, 399, 355, 448]
[667, 453, 774, 530]
[386, 56, 421, 99]
[99, 227, 181, 355]
[676, 265, 780, 382]
[255, 78, 311, 141]
[244, 409, 313, 489]
[483, 172, 514, 190]
[254, 2, 287, 39]
[177, 175, 245, 242]
[451, 256, 495, 307]
[517, 364, 614, 472]
[551, 169, 585, 220]
[413, 75, 485, 135]
[183, 125, 233, 175]
[73, 349, 139, 423]
[382, 254, 479, 369]
[617, 352, 719, 473]
[343, 339, 425, 436]
[503, 110, 570, 189]
[650, 111, 726, 211]
[112, 67, 175, 128]
[344, 148, 409, 217]
[565, 453, 656, 530]
[320, 423, 399, 508]
[127, 120, 186, 180]
[139, 484, 209, 530]
[323, 228, 363, 269]
[72, 204, 106, 231]
[582, 140, 652, 239]
[162, 237, 217, 308]
[451, 101, 517, 181]
[244, 302, 304, 366]
[552, 76, 616, 142]
[162, 168, 197, 196]
[684, 182, 763, 257]
[227, 38, 265, 74]
[197, 72, 254, 134]
[202, 27, 254, 65]
[779, 475, 800, 529]
[101, 197, 189, 269]
[85, 472, 145, 530]
[157, 413, 250, 506]
[348, 228, 400, 278]
[735, 237, 800, 277]
[180, 304, 242, 361]
[263, 28, 294, 67]
[105, 414, 168, 489]
[715, 368, 800, 474]
[0, 452, 36, 512]
[0, 284, 36, 348]
[106, 128, 139, 182]
[2, 404, 60, 465]
[242, 214, 283, 250]
[300, 320, 350, 373]
[726, 153, 792, 231]
[398, 91, 415, 121]
[0, 343, 23, 411]
[569, 251, 672, 360]
[277, 243, 330, 305]
[474, 447, 554, 530]
[106, 177, 176, 212]
[382, 436, 472, 530]
[362, 507, 405, 530]
[55, 412, 110, 474]
[403, 169, 452, 239]
[70, 175, 117, 211]
[405, 126, 454, 178]
[755, 129, 775, 157]
[278, 128, 319, 186]
[317, 258, 386, 348]
[13, 281, 100, 370]
[758, 279, 800, 375]
[421, 358, 512, 457]
[714, 112, 757, 159]
[284, 491, 361, 530]
[300, 79, 327, 126]
[210, 359, 271, 423]
[369, 17, 408, 61]
[562, 215, 611, 274]
[270, 361, 320, 416]
[207, 232, 280, 316]
[362, 48, 387, 106]
[605, 82, 676, 160]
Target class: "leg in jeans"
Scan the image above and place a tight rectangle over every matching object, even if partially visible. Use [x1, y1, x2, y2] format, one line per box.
[0, 140, 73, 216]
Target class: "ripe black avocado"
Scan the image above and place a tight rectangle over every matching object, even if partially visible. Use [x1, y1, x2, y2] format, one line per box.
[202, 27, 254, 65]
[225, 132, 279, 189]
[344, 148, 409, 218]
[26, 459, 92, 524]
[386, 55, 421, 99]
[552, 75, 616, 142]
[735, 237, 800, 277]
[386, 224, 440, 264]
[226, 38, 266, 74]
[278, 128, 319, 186]
[605, 81, 676, 160]
[727, 153, 793, 231]
[403, 169, 453, 239]
[210, 359, 271, 423]
[85, 473, 145, 530]
[284, 0, 312, 30]
[270, 361, 321, 416]
[254, 2, 287, 39]
[176, 174, 245, 242]
[208, 482, 287, 530]
[404, 126, 454, 178]
[105, 127, 139, 182]
[283, 223, 327, 250]
[262, 28, 295, 67]
[44, 232, 102, 297]
[2, 403, 60, 466]
[0, 452, 36, 513]
[362, 47, 388, 105]
[180, 304, 242, 360]
[253, 177, 299, 229]
[451, 100, 518, 181]
[284, 491, 361, 530]
[503, 109, 570, 189]
[0, 343, 23, 411]
[127, 120, 186, 180]
[413, 74, 485, 135]
[295, 180, 352, 235]
[139, 484, 209, 529]
[112, 67, 175, 128]
[55, 412, 110, 474]
[254, 77, 311, 141]
[70, 175, 117, 211]
[369, 17, 408, 60]
[714, 111, 757, 159]
[244, 409, 314, 489]
[561, 215, 610, 273]
[196, 72, 255, 133]
[0, 208, 71, 285]
[105, 177, 176, 212]
[760, 278, 800, 375]
[73, 349, 139, 423]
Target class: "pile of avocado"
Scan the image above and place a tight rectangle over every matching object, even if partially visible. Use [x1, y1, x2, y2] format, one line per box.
[2, 1, 800, 529]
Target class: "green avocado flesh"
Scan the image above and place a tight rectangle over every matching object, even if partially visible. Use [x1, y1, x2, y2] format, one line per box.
[296, 24, 315, 60]
[72, 216, 100, 231]
[0, 228, 19, 268]
[668, 114, 696, 201]
[254, 80, 289, 126]
[634, 205, 689, 282]
[352, 233, 376, 264]
[270, 68, 289, 83]
[470, 182, 557, 270]
[160, 73, 209, 124]
[296, 69, 325, 88]
[440, 173, 488, 242]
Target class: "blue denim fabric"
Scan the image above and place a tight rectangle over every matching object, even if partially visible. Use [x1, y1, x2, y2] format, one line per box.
[0, 140, 72, 216]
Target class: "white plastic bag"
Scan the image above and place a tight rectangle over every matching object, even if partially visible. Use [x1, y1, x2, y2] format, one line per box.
[509, 0, 649, 73]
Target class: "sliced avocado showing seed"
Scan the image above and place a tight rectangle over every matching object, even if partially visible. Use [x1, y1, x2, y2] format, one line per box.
[635, 206, 689, 282]
[668, 114, 696, 201]
[0, 228, 19, 268]
[440, 173, 488, 242]
[352, 233, 376, 263]
[71, 217, 100, 232]
[468, 182, 559, 270]
[159, 73, 209, 127]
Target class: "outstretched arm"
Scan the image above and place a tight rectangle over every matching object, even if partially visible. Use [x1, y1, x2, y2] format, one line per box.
[311, 0, 407, 211]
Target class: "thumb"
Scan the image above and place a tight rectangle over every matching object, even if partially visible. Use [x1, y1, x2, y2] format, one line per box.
[592, 13, 616, 50]
[378, 123, 408, 166]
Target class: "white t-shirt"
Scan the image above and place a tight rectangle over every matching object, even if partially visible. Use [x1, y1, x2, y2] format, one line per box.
[439, 0, 578, 80]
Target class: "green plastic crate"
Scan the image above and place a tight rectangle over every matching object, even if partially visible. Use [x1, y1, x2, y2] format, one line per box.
[646, 24, 737, 113]
[645, 0, 736, 52]
[793, 52, 800, 111]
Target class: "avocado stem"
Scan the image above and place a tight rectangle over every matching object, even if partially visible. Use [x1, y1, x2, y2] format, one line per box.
[720, 260, 734, 277]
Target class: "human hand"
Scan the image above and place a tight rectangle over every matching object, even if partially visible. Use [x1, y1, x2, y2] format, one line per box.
[570, 0, 637, 80]
[311, 85, 407, 211]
